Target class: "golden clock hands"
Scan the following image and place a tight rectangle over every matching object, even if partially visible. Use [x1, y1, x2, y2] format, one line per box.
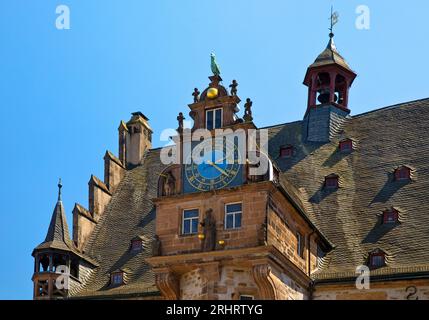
[207, 160, 230, 177]
[215, 156, 230, 164]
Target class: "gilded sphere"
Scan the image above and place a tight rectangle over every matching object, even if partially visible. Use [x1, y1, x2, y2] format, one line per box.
[206, 87, 218, 99]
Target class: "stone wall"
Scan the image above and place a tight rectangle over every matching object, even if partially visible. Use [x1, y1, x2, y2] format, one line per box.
[313, 280, 429, 300]
[155, 183, 269, 256]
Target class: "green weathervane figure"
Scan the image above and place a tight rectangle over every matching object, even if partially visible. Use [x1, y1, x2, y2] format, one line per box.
[210, 52, 221, 76]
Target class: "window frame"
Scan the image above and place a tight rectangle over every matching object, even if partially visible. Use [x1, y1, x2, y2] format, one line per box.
[130, 239, 143, 251]
[206, 108, 223, 130]
[383, 209, 399, 224]
[339, 139, 353, 152]
[394, 167, 411, 181]
[280, 145, 293, 158]
[325, 175, 339, 189]
[224, 202, 242, 230]
[369, 252, 386, 269]
[296, 232, 304, 258]
[111, 272, 124, 286]
[182, 208, 200, 235]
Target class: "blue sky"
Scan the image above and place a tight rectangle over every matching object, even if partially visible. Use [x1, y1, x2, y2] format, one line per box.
[0, 0, 427, 299]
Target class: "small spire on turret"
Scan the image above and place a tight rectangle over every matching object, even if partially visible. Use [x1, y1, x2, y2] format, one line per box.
[58, 178, 63, 201]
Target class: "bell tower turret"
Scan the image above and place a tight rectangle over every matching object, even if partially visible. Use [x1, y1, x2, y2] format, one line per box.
[302, 12, 356, 143]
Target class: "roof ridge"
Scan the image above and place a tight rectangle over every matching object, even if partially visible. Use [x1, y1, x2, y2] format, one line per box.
[353, 97, 429, 118]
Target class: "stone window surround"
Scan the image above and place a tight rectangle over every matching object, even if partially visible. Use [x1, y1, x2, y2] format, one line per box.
[224, 202, 242, 230]
[181, 208, 200, 235]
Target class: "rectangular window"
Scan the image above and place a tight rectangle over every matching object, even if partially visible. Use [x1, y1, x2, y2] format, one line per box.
[296, 232, 304, 258]
[206, 108, 222, 130]
[131, 239, 142, 251]
[317, 244, 326, 268]
[339, 140, 353, 152]
[182, 209, 199, 235]
[112, 273, 123, 285]
[383, 210, 398, 224]
[325, 177, 339, 188]
[225, 203, 242, 229]
[370, 254, 385, 268]
[239, 295, 254, 300]
[280, 146, 293, 158]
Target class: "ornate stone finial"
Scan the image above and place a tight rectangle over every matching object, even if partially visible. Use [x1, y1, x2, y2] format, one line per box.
[229, 80, 238, 96]
[210, 52, 221, 76]
[243, 98, 253, 122]
[177, 112, 185, 133]
[57, 178, 63, 201]
[200, 208, 216, 252]
[192, 88, 200, 103]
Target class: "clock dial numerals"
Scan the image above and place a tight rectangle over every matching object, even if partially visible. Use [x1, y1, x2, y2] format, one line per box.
[185, 142, 241, 191]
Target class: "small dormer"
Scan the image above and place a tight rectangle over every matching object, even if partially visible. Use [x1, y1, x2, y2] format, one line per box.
[110, 269, 128, 287]
[382, 208, 399, 224]
[394, 165, 412, 181]
[339, 138, 353, 152]
[368, 249, 386, 269]
[130, 236, 144, 252]
[324, 173, 339, 189]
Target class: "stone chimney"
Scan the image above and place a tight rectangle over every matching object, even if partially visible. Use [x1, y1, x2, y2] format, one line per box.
[119, 112, 152, 167]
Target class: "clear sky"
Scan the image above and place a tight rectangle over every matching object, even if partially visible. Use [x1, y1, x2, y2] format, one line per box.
[0, 0, 427, 299]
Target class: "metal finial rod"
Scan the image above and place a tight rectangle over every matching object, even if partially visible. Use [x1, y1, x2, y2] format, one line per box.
[329, 6, 339, 38]
[58, 178, 62, 201]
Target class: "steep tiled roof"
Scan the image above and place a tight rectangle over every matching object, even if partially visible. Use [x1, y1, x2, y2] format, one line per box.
[73, 97, 429, 296]
[309, 36, 352, 72]
[75, 149, 167, 298]
[34, 199, 74, 252]
[267, 98, 429, 280]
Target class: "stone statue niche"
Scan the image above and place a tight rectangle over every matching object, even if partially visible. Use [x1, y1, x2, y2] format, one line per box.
[159, 170, 176, 196]
[200, 208, 216, 252]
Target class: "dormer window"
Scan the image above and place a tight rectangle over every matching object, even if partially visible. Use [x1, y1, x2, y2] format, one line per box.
[383, 208, 399, 224]
[206, 108, 222, 130]
[111, 271, 124, 286]
[325, 174, 339, 189]
[339, 139, 353, 152]
[394, 166, 411, 181]
[280, 145, 293, 158]
[369, 250, 386, 269]
[130, 237, 143, 251]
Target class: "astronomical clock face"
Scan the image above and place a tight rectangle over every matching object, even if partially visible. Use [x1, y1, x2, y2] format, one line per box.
[184, 140, 242, 192]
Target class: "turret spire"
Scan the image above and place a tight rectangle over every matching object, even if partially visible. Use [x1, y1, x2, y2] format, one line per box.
[58, 178, 62, 201]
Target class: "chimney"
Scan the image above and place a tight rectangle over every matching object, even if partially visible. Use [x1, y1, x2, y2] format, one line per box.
[122, 112, 152, 167]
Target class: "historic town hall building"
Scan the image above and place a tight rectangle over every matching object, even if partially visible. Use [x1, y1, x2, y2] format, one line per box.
[32, 30, 429, 300]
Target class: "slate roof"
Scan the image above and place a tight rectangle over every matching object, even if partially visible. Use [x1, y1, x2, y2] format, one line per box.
[308, 36, 353, 72]
[70, 98, 429, 297]
[34, 199, 74, 253]
[267, 97, 429, 281]
[74, 149, 167, 298]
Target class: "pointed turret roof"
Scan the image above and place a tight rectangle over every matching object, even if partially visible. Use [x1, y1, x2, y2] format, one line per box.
[34, 179, 74, 252]
[309, 33, 352, 71]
